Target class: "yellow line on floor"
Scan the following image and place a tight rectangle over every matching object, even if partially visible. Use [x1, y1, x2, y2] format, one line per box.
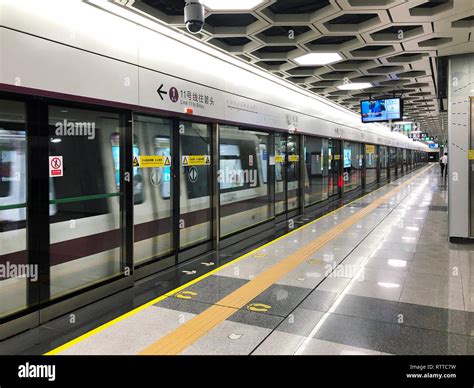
[139, 166, 432, 355]
[45, 166, 429, 356]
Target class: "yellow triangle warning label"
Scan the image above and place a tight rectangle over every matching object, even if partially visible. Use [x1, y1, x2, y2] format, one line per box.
[182, 156, 189, 166]
[164, 156, 171, 166]
[205, 156, 211, 165]
[133, 157, 140, 167]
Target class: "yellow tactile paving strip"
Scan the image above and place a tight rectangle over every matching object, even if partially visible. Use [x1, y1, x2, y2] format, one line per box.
[140, 166, 432, 355]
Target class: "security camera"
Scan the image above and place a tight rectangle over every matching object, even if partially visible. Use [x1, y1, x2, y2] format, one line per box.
[184, 1, 205, 34]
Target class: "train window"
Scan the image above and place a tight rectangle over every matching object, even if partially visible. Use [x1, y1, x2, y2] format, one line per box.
[154, 136, 171, 200]
[111, 133, 144, 204]
[0, 147, 13, 197]
[181, 124, 211, 200]
[49, 107, 122, 223]
[219, 144, 245, 191]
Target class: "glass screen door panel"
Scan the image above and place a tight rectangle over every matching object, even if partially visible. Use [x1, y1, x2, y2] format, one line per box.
[274, 133, 286, 215]
[0, 99, 27, 318]
[287, 135, 300, 211]
[328, 139, 341, 198]
[304, 136, 328, 205]
[179, 121, 212, 249]
[219, 126, 272, 237]
[133, 115, 173, 265]
[48, 106, 124, 299]
[366, 144, 377, 185]
[469, 98, 474, 237]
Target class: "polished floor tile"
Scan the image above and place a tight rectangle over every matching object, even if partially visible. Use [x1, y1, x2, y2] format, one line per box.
[244, 284, 311, 317]
[252, 331, 306, 355]
[169, 275, 249, 306]
[180, 320, 271, 355]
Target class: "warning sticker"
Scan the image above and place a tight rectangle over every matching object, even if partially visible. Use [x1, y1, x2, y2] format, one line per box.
[334, 155, 341, 161]
[49, 156, 63, 177]
[274, 155, 285, 163]
[288, 155, 300, 162]
[469, 150, 474, 160]
[182, 155, 211, 166]
[136, 156, 171, 168]
[366, 145, 375, 154]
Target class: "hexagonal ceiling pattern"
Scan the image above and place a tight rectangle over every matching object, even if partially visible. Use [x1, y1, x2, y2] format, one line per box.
[126, 0, 474, 140]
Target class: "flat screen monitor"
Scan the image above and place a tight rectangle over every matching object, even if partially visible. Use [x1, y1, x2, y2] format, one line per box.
[361, 98, 403, 123]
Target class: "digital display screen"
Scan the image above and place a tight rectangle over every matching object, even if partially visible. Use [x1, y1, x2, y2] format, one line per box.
[361, 98, 403, 123]
[344, 149, 352, 168]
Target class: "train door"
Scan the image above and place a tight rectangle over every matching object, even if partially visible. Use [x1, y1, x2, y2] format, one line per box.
[179, 121, 212, 260]
[328, 139, 341, 198]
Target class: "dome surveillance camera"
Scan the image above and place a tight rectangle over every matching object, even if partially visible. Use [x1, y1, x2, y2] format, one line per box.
[184, 1, 205, 34]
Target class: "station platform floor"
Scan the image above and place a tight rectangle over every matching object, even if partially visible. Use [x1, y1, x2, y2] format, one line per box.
[4, 164, 474, 356]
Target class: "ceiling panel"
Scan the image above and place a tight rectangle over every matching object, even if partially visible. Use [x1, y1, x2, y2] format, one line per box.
[128, 0, 474, 139]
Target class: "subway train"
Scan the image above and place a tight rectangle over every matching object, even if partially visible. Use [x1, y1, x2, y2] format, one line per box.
[0, 0, 429, 337]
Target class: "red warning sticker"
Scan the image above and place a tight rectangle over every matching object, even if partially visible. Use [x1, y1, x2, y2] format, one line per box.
[49, 156, 63, 177]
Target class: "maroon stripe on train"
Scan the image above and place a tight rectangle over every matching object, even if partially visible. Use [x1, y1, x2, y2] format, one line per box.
[50, 229, 121, 266]
[0, 250, 27, 280]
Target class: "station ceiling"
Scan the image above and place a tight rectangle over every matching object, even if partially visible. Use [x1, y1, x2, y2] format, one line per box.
[123, 0, 473, 141]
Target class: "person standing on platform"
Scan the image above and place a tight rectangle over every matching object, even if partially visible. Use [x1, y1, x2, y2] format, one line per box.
[440, 152, 448, 179]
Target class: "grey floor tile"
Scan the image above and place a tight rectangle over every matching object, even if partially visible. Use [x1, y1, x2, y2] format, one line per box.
[244, 284, 311, 317]
[300, 289, 340, 313]
[399, 302, 468, 335]
[399, 287, 465, 313]
[169, 275, 248, 306]
[313, 311, 470, 355]
[276, 307, 326, 337]
[180, 320, 271, 355]
[227, 309, 284, 330]
[312, 313, 396, 353]
[346, 278, 403, 302]
[154, 297, 210, 314]
[295, 338, 383, 355]
[252, 331, 306, 355]
[333, 294, 401, 324]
